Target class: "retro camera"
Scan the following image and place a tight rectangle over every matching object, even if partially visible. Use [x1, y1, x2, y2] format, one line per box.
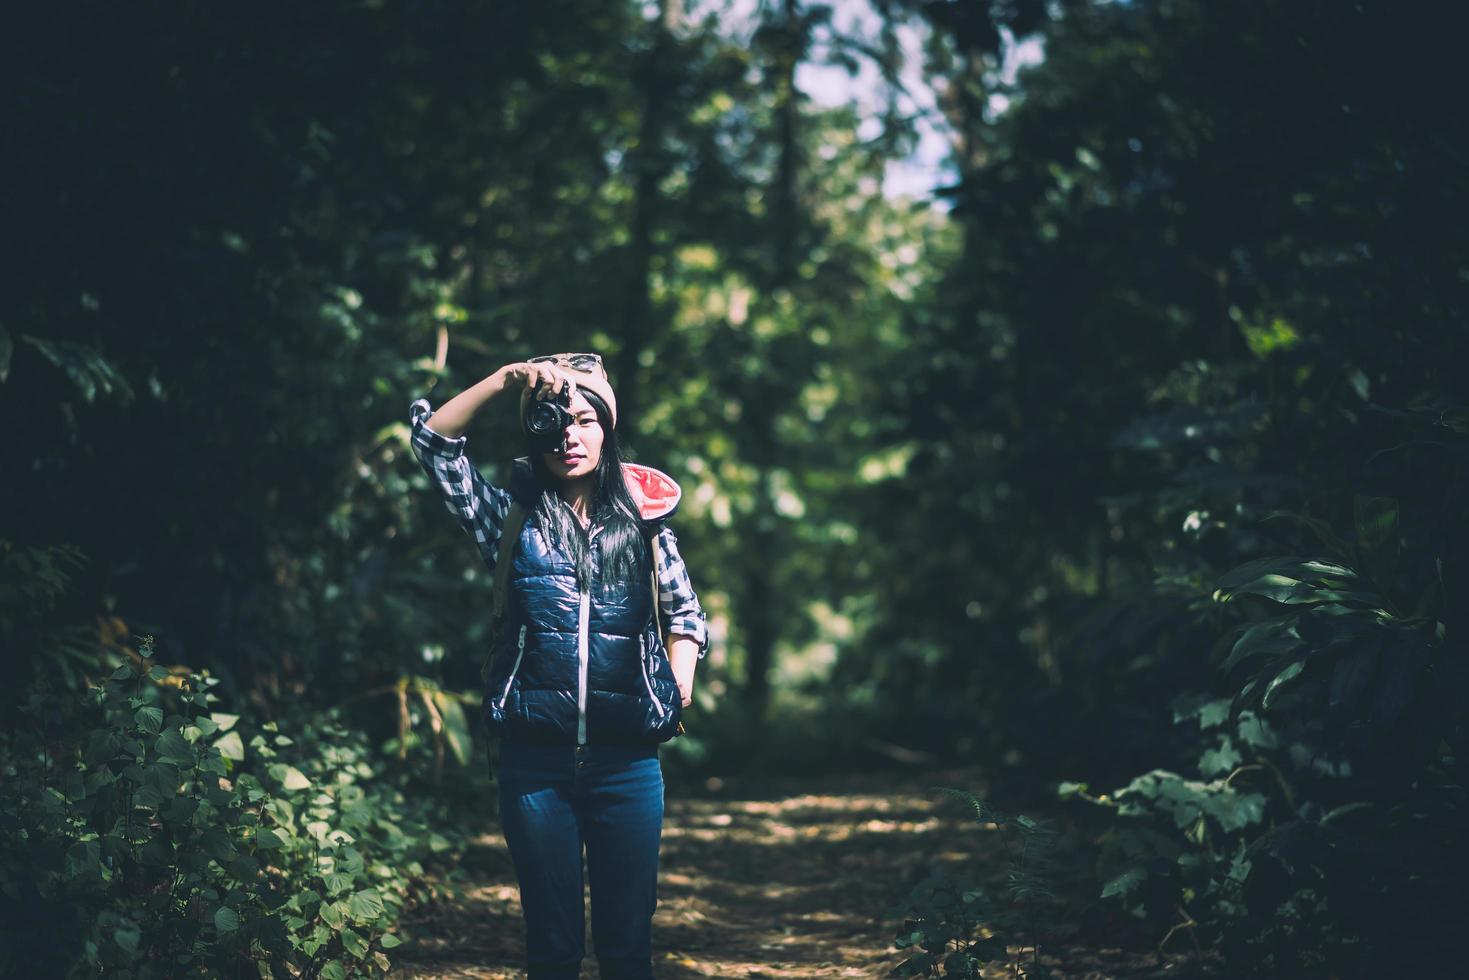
[523, 382, 574, 454]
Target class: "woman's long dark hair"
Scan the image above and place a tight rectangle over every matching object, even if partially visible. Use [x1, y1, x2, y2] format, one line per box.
[526, 389, 654, 594]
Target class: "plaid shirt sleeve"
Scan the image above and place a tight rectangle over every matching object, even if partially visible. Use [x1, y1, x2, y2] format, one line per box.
[408, 398, 512, 574]
[655, 524, 710, 659]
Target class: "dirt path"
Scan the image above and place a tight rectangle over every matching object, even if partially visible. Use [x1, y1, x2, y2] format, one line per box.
[392, 765, 1207, 979]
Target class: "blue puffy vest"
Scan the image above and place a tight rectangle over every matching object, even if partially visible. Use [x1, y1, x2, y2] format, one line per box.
[482, 462, 683, 746]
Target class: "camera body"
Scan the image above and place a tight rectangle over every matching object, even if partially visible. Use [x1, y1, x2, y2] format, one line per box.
[523, 383, 573, 454]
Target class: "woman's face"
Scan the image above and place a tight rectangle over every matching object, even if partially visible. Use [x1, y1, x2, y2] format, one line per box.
[541, 389, 604, 481]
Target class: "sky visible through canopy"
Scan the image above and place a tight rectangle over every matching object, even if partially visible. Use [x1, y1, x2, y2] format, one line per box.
[706, 0, 1045, 203]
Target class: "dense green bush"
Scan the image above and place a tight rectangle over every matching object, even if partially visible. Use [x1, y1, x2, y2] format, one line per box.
[1066, 490, 1466, 976]
[1061, 705, 1275, 962]
[0, 640, 470, 979]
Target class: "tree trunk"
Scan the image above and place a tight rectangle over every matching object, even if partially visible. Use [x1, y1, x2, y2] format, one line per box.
[614, 0, 681, 427]
[741, 0, 803, 711]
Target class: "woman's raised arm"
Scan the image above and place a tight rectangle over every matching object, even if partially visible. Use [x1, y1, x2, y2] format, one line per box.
[406, 361, 572, 572]
[424, 361, 569, 438]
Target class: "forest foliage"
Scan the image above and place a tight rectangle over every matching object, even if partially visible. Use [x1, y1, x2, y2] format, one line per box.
[3, 0, 1464, 976]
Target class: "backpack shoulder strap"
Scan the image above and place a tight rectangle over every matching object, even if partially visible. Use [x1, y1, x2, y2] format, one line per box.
[649, 526, 664, 641]
[492, 502, 529, 622]
[483, 502, 529, 685]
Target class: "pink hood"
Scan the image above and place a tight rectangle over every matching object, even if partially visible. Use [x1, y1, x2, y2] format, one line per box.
[623, 463, 682, 521]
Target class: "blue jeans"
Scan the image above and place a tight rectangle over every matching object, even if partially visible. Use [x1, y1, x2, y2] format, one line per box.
[496, 740, 664, 980]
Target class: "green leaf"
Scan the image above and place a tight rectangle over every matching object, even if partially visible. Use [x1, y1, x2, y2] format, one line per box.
[265, 796, 295, 827]
[1219, 572, 1305, 602]
[140, 838, 173, 866]
[83, 729, 121, 766]
[215, 731, 245, 761]
[433, 691, 473, 766]
[155, 729, 194, 763]
[379, 933, 404, 949]
[253, 828, 285, 849]
[319, 961, 347, 980]
[1216, 557, 1360, 591]
[1209, 791, 1267, 832]
[214, 907, 241, 933]
[1186, 813, 1208, 845]
[1218, 576, 1383, 607]
[20, 335, 135, 403]
[1199, 736, 1243, 777]
[133, 784, 165, 809]
[1230, 675, 1263, 722]
[1235, 712, 1278, 749]
[1219, 619, 1301, 673]
[65, 840, 102, 880]
[114, 926, 141, 954]
[1196, 699, 1231, 729]
[319, 901, 347, 931]
[323, 872, 354, 896]
[341, 927, 368, 959]
[148, 761, 181, 797]
[134, 706, 164, 734]
[199, 827, 237, 861]
[1101, 867, 1146, 899]
[1261, 661, 1306, 710]
[270, 764, 311, 791]
[210, 712, 240, 732]
[348, 888, 386, 924]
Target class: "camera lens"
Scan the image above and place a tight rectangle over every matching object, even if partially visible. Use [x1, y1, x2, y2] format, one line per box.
[525, 401, 562, 435]
[524, 386, 572, 453]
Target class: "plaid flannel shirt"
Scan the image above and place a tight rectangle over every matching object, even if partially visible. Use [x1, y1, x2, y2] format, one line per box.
[408, 398, 710, 658]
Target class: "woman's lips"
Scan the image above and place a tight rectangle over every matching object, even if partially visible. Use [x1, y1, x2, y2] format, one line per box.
[559, 453, 584, 463]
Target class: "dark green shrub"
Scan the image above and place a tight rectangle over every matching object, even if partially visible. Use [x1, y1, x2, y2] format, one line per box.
[1067, 494, 1466, 976]
[0, 638, 468, 978]
[887, 790, 1062, 979]
[1060, 703, 1273, 960]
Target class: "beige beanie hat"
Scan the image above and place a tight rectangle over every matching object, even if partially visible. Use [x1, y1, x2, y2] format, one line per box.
[518, 352, 619, 430]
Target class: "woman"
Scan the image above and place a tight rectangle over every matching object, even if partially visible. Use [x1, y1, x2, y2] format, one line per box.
[407, 352, 709, 980]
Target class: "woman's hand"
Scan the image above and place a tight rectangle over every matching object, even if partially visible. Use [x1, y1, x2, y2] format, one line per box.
[500, 361, 571, 401]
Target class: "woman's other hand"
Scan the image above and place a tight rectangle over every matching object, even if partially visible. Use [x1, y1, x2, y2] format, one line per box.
[668, 634, 699, 708]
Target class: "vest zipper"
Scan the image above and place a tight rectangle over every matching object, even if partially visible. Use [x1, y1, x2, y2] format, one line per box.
[576, 586, 591, 745]
[497, 625, 528, 710]
[641, 633, 666, 719]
